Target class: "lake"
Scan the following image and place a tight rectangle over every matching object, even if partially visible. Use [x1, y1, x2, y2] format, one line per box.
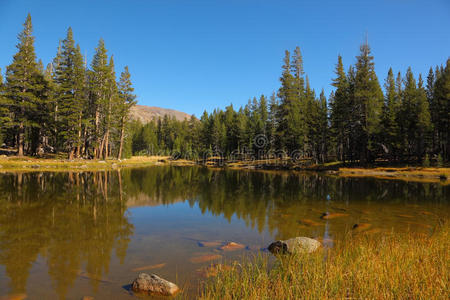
[0, 166, 448, 299]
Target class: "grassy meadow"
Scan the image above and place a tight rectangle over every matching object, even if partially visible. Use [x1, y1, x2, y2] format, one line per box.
[200, 222, 449, 299]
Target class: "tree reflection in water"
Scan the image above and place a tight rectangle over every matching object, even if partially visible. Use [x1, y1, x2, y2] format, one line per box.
[0, 166, 448, 298]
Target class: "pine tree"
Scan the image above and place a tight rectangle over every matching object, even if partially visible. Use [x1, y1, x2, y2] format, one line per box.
[0, 68, 12, 145]
[318, 89, 328, 163]
[330, 55, 349, 162]
[416, 74, 432, 159]
[101, 55, 118, 159]
[223, 104, 237, 155]
[53, 28, 86, 159]
[380, 68, 400, 159]
[89, 39, 110, 158]
[277, 50, 302, 154]
[426, 67, 438, 154]
[116, 66, 136, 159]
[5, 14, 48, 156]
[433, 58, 450, 161]
[352, 43, 383, 163]
[292, 47, 308, 155]
[399, 67, 418, 159]
[267, 92, 279, 153]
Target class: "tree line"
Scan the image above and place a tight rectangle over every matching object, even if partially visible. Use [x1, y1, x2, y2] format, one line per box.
[0, 14, 136, 159]
[130, 44, 449, 165]
[1, 15, 448, 165]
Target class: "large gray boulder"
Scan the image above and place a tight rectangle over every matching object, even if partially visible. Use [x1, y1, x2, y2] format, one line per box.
[268, 237, 321, 255]
[132, 273, 180, 296]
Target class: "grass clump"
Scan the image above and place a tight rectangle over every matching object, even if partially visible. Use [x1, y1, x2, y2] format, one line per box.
[201, 224, 449, 299]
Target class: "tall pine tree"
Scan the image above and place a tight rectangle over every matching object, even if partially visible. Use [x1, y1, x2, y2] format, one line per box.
[352, 43, 383, 163]
[5, 14, 48, 156]
[116, 66, 136, 159]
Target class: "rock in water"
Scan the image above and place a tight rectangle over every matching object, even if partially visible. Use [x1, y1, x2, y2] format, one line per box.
[268, 237, 321, 255]
[131, 273, 179, 296]
[320, 212, 349, 219]
[219, 242, 245, 251]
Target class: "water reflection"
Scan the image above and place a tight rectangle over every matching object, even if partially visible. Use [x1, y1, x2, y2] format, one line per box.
[0, 172, 133, 298]
[0, 167, 448, 299]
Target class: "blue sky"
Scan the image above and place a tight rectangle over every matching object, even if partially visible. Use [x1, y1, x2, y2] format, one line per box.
[0, 0, 449, 116]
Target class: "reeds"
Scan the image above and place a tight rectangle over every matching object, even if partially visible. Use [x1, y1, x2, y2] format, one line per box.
[201, 223, 449, 299]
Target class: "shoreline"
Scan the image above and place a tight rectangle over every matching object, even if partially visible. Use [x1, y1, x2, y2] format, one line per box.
[0, 155, 195, 173]
[0, 155, 448, 184]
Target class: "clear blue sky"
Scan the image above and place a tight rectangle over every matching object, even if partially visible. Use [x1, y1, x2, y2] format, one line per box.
[1, 0, 449, 116]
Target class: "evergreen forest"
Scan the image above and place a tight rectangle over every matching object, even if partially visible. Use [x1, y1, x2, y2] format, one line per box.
[1, 15, 449, 165]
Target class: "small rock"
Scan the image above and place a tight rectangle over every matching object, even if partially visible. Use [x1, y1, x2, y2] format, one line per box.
[131, 273, 179, 296]
[31, 164, 40, 169]
[352, 223, 372, 232]
[111, 163, 118, 169]
[132, 263, 166, 272]
[98, 160, 106, 164]
[298, 219, 322, 226]
[189, 254, 222, 263]
[268, 237, 321, 255]
[81, 297, 93, 300]
[219, 242, 245, 251]
[80, 165, 88, 169]
[198, 241, 222, 248]
[320, 212, 349, 220]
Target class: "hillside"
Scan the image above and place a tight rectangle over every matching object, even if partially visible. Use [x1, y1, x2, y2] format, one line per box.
[129, 105, 191, 123]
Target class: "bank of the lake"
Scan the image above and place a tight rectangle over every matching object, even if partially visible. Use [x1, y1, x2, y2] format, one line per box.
[225, 159, 450, 183]
[0, 155, 194, 172]
[201, 222, 449, 300]
[1, 155, 449, 184]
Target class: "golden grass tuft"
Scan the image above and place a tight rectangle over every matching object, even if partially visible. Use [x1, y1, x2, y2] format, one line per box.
[200, 223, 449, 299]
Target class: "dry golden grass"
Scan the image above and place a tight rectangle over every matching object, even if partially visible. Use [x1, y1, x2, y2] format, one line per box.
[339, 167, 450, 184]
[0, 155, 194, 172]
[201, 223, 449, 300]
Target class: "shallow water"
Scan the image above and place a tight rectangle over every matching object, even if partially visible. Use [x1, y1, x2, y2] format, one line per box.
[0, 166, 448, 299]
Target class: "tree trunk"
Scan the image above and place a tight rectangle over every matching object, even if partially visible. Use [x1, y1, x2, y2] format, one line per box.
[118, 117, 125, 159]
[76, 112, 82, 158]
[104, 129, 109, 160]
[99, 134, 106, 159]
[18, 122, 24, 156]
[94, 107, 100, 159]
[68, 147, 75, 160]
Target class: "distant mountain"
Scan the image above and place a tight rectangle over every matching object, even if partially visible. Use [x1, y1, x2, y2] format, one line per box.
[129, 104, 191, 123]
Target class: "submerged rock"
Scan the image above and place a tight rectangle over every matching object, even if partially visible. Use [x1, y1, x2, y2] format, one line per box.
[219, 242, 245, 251]
[298, 218, 322, 226]
[320, 212, 349, 220]
[197, 240, 222, 248]
[352, 223, 372, 232]
[268, 237, 321, 255]
[189, 254, 222, 263]
[131, 263, 166, 272]
[131, 273, 179, 296]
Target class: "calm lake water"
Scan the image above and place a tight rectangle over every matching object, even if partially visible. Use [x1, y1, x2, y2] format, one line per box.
[0, 166, 448, 299]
